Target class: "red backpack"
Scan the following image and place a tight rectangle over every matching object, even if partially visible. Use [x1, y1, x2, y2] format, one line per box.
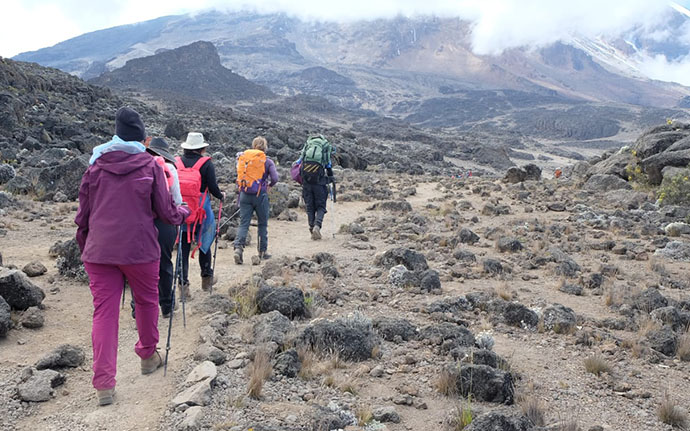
[154, 156, 174, 191]
[175, 156, 210, 253]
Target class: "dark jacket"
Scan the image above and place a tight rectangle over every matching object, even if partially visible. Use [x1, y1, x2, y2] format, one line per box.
[180, 150, 223, 200]
[75, 151, 189, 265]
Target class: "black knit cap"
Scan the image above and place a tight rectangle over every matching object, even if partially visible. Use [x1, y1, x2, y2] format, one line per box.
[115, 106, 146, 142]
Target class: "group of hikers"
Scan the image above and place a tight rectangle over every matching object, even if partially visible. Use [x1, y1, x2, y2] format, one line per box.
[75, 107, 336, 405]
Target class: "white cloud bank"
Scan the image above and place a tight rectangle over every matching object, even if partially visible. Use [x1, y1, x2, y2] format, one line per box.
[2, 0, 689, 85]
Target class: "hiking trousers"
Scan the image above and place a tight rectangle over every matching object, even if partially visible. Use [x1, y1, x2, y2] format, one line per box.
[84, 261, 159, 390]
[155, 219, 176, 314]
[234, 191, 269, 253]
[181, 230, 212, 284]
[302, 182, 328, 229]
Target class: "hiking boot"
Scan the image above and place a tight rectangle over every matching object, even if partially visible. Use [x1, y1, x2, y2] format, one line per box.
[179, 282, 191, 301]
[141, 350, 162, 375]
[259, 251, 272, 260]
[311, 226, 322, 240]
[97, 388, 115, 406]
[201, 276, 217, 292]
[234, 248, 243, 265]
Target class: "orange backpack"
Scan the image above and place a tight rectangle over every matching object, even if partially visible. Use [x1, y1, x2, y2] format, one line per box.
[236, 149, 266, 194]
[175, 156, 210, 252]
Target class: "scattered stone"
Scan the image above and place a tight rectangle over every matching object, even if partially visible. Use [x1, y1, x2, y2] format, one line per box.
[195, 294, 234, 315]
[419, 269, 441, 292]
[194, 343, 227, 365]
[375, 247, 429, 272]
[0, 268, 45, 310]
[654, 241, 690, 262]
[542, 304, 577, 334]
[631, 288, 668, 312]
[35, 344, 85, 369]
[185, 361, 217, 385]
[19, 306, 45, 329]
[482, 259, 504, 275]
[181, 406, 205, 429]
[17, 369, 65, 402]
[464, 409, 532, 431]
[496, 237, 523, 253]
[256, 285, 309, 319]
[455, 364, 514, 404]
[503, 302, 539, 329]
[368, 200, 412, 213]
[547, 202, 566, 212]
[53, 239, 87, 281]
[457, 228, 480, 245]
[584, 174, 632, 191]
[645, 326, 678, 357]
[559, 283, 583, 296]
[388, 265, 419, 288]
[22, 261, 47, 277]
[665, 222, 690, 237]
[172, 379, 212, 407]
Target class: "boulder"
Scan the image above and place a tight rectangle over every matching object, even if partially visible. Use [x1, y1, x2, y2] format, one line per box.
[496, 237, 523, 253]
[388, 265, 419, 288]
[53, 239, 87, 281]
[633, 130, 688, 159]
[665, 222, 690, 237]
[372, 406, 401, 423]
[464, 409, 532, 431]
[542, 304, 577, 334]
[0, 163, 16, 185]
[373, 317, 417, 342]
[194, 343, 227, 365]
[22, 261, 47, 277]
[32, 155, 89, 200]
[483, 259, 505, 275]
[654, 241, 690, 262]
[0, 296, 11, 336]
[631, 288, 668, 312]
[584, 174, 632, 191]
[503, 167, 526, 184]
[420, 269, 442, 292]
[0, 268, 45, 310]
[35, 344, 85, 369]
[640, 149, 690, 185]
[523, 163, 542, 181]
[375, 247, 429, 272]
[420, 323, 475, 352]
[457, 228, 480, 245]
[181, 406, 205, 430]
[17, 369, 65, 402]
[645, 326, 678, 357]
[503, 302, 539, 329]
[585, 151, 633, 179]
[185, 361, 217, 385]
[455, 364, 514, 404]
[299, 313, 378, 361]
[19, 307, 44, 329]
[274, 348, 301, 378]
[195, 294, 234, 315]
[172, 379, 212, 407]
[268, 183, 290, 217]
[253, 310, 293, 345]
[256, 285, 308, 320]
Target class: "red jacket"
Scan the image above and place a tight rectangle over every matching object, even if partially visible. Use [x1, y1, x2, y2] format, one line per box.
[75, 151, 188, 265]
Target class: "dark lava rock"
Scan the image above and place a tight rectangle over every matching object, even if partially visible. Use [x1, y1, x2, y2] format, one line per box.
[457, 228, 480, 245]
[299, 313, 378, 361]
[253, 310, 293, 345]
[420, 322, 475, 352]
[559, 283, 583, 296]
[256, 285, 308, 320]
[503, 302, 539, 328]
[455, 364, 514, 404]
[35, 344, 85, 369]
[646, 326, 678, 356]
[547, 202, 566, 212]
[373, 317, 417, 342]
[584, 174, 632, 191]
[420, 269, 442, 292]
[274, 348, 301, 378]
[483, 259, 505, 275]
[451, 348, 507, 370]
[497, 237, 523, 253]
[631, 288, 668, 312]
[53, 239, 87, 281]
[0, 268, 45, 310]
[426, 297, 472, 315]
[17, 369, 66, 402]
[542, 304, 577, 334]
[368, 200, 413, 213]
[0, 296, 11, 336]
[375, 247, 429, 272]
[19, 306, 45, 329]
[464, 409, 532, 431]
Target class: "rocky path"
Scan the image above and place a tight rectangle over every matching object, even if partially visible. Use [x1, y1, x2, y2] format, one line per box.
[0, 193, 369, 431]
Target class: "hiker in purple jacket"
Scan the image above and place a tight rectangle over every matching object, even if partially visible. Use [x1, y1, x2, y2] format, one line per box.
[75, 107, 189, 406]
[233, 136, 279, 264]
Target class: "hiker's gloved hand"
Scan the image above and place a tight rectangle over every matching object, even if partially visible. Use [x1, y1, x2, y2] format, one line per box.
[327, 176, 335, 184]
[178, 203, 190, 218]
[221, 192, 226, 201]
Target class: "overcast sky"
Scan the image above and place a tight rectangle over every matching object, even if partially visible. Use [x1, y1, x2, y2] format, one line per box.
[2, 1, 689, 83]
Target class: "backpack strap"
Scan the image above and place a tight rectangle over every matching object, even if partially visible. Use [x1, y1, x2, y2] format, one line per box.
[191, 156, 211, 171]
[174, 156, 185, 170]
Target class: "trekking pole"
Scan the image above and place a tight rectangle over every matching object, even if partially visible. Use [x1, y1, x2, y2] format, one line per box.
[121, 279, 126, 309]
[179, 230, 187, 329]
[329, 183, 336, 238]
[210, 200, 223, 295]
[217, 208, 241, 232]
[164, 226, 184, 376]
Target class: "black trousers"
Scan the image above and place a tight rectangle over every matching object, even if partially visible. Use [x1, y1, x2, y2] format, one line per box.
[181, 227, 213, 284]
[302, 182, 328, 229]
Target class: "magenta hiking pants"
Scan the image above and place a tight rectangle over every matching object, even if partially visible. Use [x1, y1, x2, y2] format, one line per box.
[84, 261, 160, 390]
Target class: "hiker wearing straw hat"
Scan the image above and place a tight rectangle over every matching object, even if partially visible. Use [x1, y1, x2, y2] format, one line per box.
[174, 132, 225, 296]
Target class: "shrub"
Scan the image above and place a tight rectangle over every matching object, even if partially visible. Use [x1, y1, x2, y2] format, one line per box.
[657, 165, 690, 206]
[658, 394, 688, 428]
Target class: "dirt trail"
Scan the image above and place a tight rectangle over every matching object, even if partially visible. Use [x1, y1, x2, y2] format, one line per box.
[1, 194, 372, 431]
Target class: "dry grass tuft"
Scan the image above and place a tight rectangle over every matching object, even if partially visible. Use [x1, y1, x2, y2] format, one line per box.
[495, 282, 514, 301]
[583, 355, 612, 377]
[247, 350, 272, 399]
[229, 281, 259, 319]
[658, 394, 689, 429]
[637, 316, 661, 337]
[519, 395, 546, 426]
[297, 347, 316, 380]
[322, 374, 336, 388]
[436, 366, 458, 396]
[310, 273, 326, 290]
[356, 405, 373, 426]
[678, 330, 690, 362]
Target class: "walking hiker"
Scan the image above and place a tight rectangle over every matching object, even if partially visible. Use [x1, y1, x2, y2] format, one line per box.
[175, 132, 225, 295]
[233, 136, 279, 264]
[299, 135, 334, 240]
[131, 138, 182, 319]
[75, 107, 189, 406]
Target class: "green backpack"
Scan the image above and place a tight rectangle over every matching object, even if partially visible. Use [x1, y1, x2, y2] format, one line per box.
[301, 136, 331, 184]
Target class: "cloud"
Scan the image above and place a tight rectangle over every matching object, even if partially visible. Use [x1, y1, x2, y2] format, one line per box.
[638, 53, 690, 86]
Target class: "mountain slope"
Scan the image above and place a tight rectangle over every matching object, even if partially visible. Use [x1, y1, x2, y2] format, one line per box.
[88, 41, 274, 103]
